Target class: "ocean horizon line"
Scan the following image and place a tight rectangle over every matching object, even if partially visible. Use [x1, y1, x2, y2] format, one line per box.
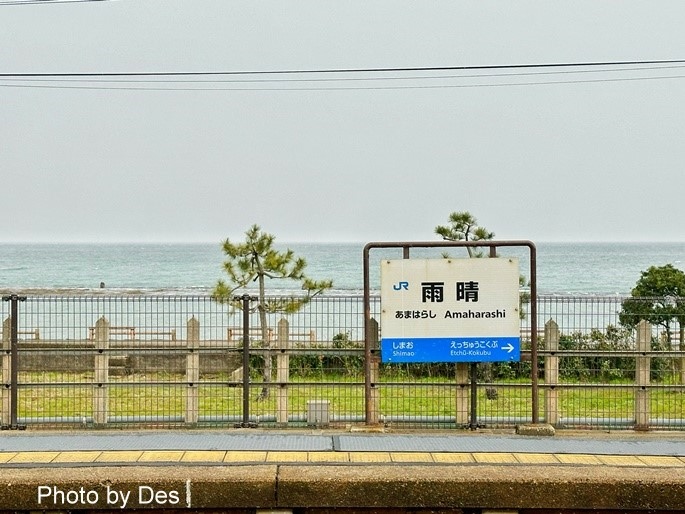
[3, 240, 685, 245]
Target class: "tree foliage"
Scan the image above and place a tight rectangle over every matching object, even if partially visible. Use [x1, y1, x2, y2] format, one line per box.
[619, 264, 685, 342]
[213, 224, 332, 311]
[435, 211, 494, 258]
[434, 210, 528, 317]
[213, 224, 332, 397]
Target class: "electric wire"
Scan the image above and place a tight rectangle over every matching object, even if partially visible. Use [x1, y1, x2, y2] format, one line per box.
[0, 0, 111, 5]
[3, 63, 685, 84]
[1, 72, 685, 92]
[3, 58, 685, 78]
[2, 59, 685, 91]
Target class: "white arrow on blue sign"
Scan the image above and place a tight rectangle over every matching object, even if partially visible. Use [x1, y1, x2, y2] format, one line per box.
[381, 336, 521, 363]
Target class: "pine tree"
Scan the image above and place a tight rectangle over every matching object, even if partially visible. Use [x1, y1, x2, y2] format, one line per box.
[213, 224, 332, 398]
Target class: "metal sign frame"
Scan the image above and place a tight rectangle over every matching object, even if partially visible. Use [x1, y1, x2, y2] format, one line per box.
[363, 240, 538, 425]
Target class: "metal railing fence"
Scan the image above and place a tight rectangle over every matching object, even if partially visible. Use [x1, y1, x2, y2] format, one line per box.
[1, 293, 684, 430]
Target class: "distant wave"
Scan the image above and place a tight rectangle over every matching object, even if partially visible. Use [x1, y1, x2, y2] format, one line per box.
[0, 286, 364, 297]
[0, 286, 628, 298]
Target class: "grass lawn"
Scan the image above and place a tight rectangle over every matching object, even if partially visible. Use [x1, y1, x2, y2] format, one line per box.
[9, 371, 685, 425]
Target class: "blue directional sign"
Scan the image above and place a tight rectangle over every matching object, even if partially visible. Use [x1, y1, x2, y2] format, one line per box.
[380, 258, 521, 364]
[381, 336, 520, 363]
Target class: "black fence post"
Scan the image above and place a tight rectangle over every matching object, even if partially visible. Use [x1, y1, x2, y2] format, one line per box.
[2, 294, 27, 430]
[469, 362, 479, 430]
[235, 294, 257, 428]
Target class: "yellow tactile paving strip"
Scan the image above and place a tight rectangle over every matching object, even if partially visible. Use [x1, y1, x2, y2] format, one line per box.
[0, 450, 684, 467]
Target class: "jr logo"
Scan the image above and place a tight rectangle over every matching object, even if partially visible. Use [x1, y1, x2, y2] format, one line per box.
[393, 281, 409, 291]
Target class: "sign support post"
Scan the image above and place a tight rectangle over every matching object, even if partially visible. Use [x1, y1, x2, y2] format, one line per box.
[469, 244, 497, 429]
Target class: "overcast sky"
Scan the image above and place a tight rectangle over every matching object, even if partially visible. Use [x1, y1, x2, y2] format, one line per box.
[2, 1, 685, 244]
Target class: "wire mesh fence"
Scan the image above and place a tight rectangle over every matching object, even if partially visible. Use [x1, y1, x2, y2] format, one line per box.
[537, 295, 685, 430]
[1, 294, 684, 430]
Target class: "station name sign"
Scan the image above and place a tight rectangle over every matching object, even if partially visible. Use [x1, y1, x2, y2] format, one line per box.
[380, 258, 521, 363]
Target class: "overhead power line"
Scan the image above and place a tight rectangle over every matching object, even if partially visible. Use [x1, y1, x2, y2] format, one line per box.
[0, 0, 111, 5]
[3, 74, 685, 92]
[2, 59, 685, 91]
[4, 63, 685, 84]
[2, 59, 685, 78]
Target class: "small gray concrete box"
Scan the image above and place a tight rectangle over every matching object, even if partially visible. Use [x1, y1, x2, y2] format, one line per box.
[306, 400, 330, 426]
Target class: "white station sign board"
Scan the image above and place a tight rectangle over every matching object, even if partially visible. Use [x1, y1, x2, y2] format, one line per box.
[380, 258, 521, 363]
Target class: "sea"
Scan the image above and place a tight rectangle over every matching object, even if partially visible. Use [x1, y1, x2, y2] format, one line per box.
[1, 241, 685, 297]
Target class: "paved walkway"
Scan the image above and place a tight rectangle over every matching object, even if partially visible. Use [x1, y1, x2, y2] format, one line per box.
[1, 429, 685, 468]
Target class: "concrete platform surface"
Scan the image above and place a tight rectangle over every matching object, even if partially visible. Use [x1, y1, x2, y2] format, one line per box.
[1, 429, 685, 511]
[1, 428, 685, 466]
